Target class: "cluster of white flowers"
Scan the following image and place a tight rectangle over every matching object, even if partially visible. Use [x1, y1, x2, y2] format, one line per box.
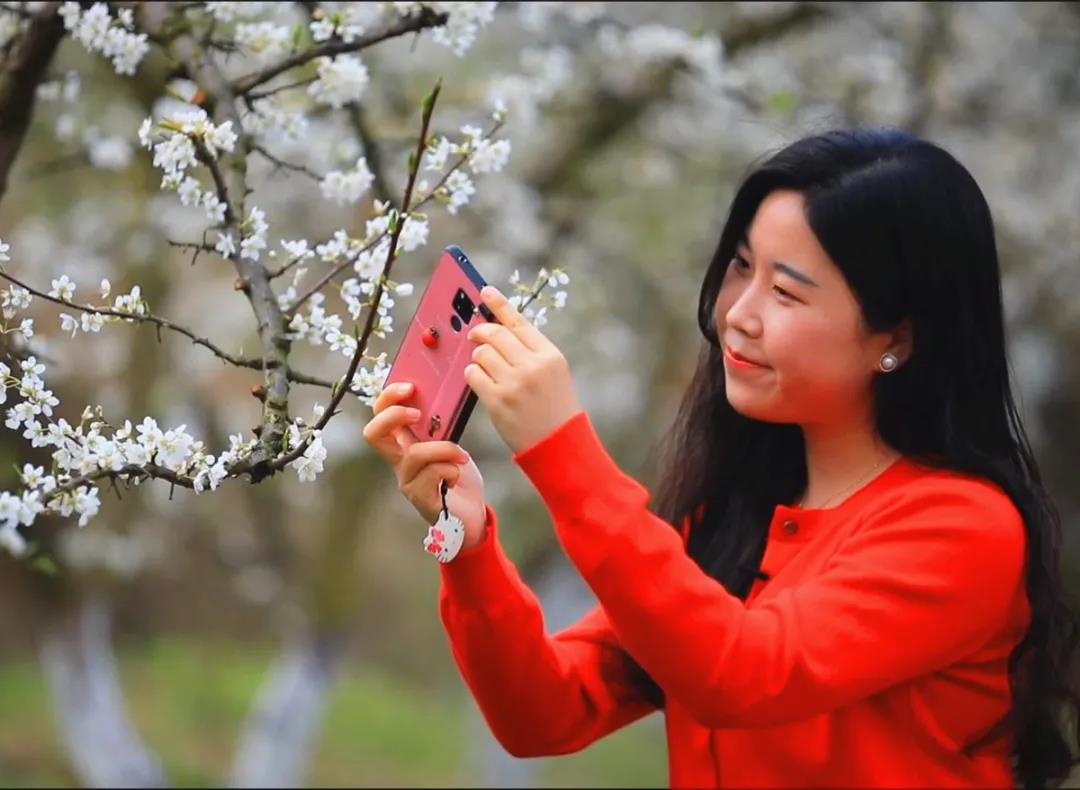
[0, 357, 292, 555]
[309, 4, 377, 43]
[292, 435, 327, 482]
[516, 1, 605, 32]
[240, 206, 270, 261]
[239, 99, 309, 145]
[288, 292, 343, 347]
[204, 1, 268, 23]
[308, 55, 370, 109]
[57, 282, 146, 339]
[597, 23, 723, 86]
[319, 157, 375, 205]
[0, 245, 263, 524]
[36, 70, 81, 104]
[421, 123, 510, 214]
[236, 21, 294, 62]
[58, 2, 150, 76]
[392, 1, 497, 57]
[487, 46, 574, 127]
[508, 267, 571, 329]
[139, 108, 238, 224]
[350, 352, 393, 408]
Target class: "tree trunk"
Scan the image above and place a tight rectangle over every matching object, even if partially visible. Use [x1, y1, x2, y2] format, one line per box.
[229, 630, 346, 788]
[38, 595, 167, 788]
[0, 2, 65, 205]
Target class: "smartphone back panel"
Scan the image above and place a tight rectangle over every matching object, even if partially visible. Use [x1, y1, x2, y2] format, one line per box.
[382, 246, 494, 443]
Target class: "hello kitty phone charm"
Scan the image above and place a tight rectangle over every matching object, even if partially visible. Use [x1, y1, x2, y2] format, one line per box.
[422, 480, 465, 563]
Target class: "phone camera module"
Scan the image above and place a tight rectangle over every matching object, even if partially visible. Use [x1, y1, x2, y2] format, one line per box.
[452, 288, 475, 324]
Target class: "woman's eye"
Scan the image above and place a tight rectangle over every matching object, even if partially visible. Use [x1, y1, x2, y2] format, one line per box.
[773, 285, 794, 300]
[731, 256, 749, 270]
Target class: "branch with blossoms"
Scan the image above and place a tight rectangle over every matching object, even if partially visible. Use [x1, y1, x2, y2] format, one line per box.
[0, 1, 574, 558]
[229, 6, 450, 96]
[0, 269, 361, 397]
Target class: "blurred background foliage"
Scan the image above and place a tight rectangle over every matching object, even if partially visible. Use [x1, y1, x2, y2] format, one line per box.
[0, 1, 1078, 786]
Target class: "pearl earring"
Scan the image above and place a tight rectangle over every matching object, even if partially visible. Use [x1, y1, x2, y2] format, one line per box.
[878, 352, 898, 372]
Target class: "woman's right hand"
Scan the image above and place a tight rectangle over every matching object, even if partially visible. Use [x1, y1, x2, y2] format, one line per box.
[362, 382, 488, 551]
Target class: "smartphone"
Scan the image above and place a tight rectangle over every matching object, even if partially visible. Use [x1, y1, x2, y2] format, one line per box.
[381, 245, 497, 443]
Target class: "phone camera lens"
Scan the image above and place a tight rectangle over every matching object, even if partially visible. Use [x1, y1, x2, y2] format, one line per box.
[453, 288, 475, 324]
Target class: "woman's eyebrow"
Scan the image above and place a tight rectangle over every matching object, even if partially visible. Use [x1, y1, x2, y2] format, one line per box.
[737, 237, 820, 287]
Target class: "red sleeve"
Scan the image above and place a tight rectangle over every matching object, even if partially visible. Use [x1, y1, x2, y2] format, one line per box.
[512, 411, 1029, 728]
[437, 503, 657, 757]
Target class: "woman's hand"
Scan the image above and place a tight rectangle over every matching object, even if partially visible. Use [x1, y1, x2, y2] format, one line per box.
[362, 382, 488, 550]
[464, 286, 585, 454]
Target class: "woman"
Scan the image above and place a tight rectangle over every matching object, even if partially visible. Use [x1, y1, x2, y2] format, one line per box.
[362, 128, 1079, 788]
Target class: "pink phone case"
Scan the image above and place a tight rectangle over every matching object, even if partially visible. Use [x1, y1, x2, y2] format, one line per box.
[382, 245, 497, 443]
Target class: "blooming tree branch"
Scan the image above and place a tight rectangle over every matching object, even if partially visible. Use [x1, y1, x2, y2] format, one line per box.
[229, 6, 450, 96]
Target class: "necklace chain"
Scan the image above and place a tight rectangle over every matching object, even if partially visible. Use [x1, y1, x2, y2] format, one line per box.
[798, 454, 896, 510]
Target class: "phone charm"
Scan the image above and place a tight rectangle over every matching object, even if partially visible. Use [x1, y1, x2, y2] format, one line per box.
[423, 479, 465, 563]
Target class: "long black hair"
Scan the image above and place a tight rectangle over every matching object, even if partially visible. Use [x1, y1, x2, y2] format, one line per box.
[628, 127, 1079, 788]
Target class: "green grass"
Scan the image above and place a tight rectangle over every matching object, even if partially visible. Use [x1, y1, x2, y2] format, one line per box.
[0, 639, 666, 787]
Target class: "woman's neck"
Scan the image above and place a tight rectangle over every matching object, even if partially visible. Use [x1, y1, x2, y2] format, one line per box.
[799, 422, 901, 508]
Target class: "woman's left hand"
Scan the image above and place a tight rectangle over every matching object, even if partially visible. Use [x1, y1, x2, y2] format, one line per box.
[465, 285, 584, 455]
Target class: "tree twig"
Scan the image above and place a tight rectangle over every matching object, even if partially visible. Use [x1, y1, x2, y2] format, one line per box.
[230, 7, 449, 96]
[251, 143, 323, 181]
[0, 269, 256, 369]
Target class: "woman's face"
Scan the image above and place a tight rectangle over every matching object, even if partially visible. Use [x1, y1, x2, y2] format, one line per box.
[713, 189, 903, 428]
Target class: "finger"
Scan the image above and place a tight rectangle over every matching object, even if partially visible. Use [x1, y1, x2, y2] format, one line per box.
[363, 404, 420, 459]
[464, 362, 497, 403]
[478, 285, 546, 351]
[471, 342, 514, 384]
[467, 323, 529, 367]
[401, 461, 465, 502]
[373, 381, 415, 416]
[398, 441, 470, 488]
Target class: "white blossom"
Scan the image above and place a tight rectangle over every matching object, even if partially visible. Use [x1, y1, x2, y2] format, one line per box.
[240, 206, 269, 261]
[469, 138, 511, 174]
[235, 22, 292, 63]
[444, 170, 475, 214]
[308, 55, 369, 109]
[290, 431, 327, 482]
[73, 486, 101, 527]
[319, 157, 375, 205]
[81, 313, 105, 333]
[49, 274, 77, 301]
[215, 232, 236, 259]
[424, 136, 454, 172]
[280, 239, 314, 260]
[205, 1, 267, 23]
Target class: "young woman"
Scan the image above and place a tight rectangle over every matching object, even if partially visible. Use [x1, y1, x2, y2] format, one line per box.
[363, 128, 1080, 788]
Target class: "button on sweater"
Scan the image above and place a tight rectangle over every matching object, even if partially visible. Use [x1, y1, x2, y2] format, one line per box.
[437, 411, 1029, 788]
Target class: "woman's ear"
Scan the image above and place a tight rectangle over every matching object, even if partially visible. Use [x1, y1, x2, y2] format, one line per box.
[889, 319, 914, 366]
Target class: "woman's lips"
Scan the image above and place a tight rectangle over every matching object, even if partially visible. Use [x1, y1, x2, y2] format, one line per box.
[724, 345, 769, 370]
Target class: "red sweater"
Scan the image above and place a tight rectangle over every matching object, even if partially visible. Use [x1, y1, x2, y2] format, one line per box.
[438, 412, 1029, 788]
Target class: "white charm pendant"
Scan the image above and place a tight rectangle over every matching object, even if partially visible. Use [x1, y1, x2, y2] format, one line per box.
[423, 509, 466, 563]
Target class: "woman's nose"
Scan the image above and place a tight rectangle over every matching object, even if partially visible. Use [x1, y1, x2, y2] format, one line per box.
[723, 288, 763, 338]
